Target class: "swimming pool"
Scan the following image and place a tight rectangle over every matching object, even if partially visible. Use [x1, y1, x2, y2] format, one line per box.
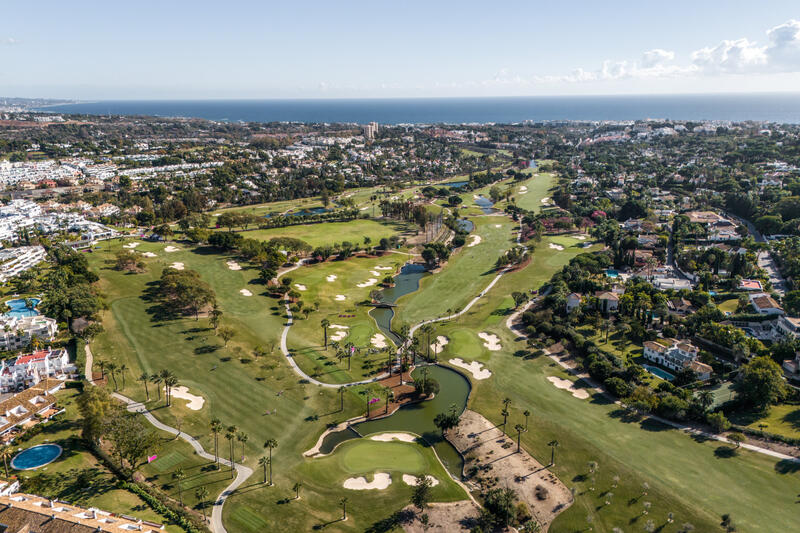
[606, 269, 619, 278]
[4, 298, 40, 318]
[11, 444, 62, 470]
[642, 364, 675, 381]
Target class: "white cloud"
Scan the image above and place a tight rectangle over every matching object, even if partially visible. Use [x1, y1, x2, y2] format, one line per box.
[1, 37, 19, 46]
[641, 49, 675, 68]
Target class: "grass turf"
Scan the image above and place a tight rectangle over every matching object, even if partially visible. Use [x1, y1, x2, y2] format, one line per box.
[223, 219, 411, 249]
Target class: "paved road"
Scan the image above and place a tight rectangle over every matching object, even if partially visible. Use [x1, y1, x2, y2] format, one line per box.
[85, 344, 252, 533]
[724, 211, 786, 296]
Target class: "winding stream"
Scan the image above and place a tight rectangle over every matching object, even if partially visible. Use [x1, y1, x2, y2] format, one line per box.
[368, 262, 427, 345]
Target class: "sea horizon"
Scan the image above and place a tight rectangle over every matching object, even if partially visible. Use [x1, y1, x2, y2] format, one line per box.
[36, 92, 800, 125]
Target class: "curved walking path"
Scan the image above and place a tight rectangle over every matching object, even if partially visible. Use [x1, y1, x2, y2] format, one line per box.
[85, 344, 252, 533]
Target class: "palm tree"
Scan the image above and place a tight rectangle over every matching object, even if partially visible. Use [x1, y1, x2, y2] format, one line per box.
[321, 318, 330, 348]
[385, 389, 394, 414]
[0, 446, 11, 478]
[225, 426, 237, 479]
[210, 419, 222, 466]
[548, 440, 559, 466]
[172, 468, 186, 506]
[515, 424, 525, 452]
[150, 373, 163, 401]
[340, 497, 348, 520]
[339, 387, 346, 412]
[159, 369, 171, 403]
[292, 481, 302, 500]
[258, 456, 270, 483]
[264, 438, 278, 485]
[195, 486, 209, 522]
[97, 359, 107, 379]
[119, 363, 128, 389]
[523, 409, 531, 432]
[107, 362, 119, 390]
[237, 431, 248, 461]
[138, 372, 150, 401]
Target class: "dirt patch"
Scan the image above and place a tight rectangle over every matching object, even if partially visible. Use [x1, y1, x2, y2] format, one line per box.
[400, 501, 481, 532]
[446, 410, 572, 529]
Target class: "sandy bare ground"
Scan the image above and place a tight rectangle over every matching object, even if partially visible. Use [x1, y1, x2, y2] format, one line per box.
[549, 243, 564, 251]
[239, 289, 253, 296]
[343, 472, 392, 490]
[170, 262, 185, 270]
[166, 386, 205, 410]
[430, 335, 449, 354]
[468, 235, 482, 247]
[140, 251, 157, 257]
[449, 358, 492, 380]
[447, 410, 572, 529]
[478, 332, 502, 351]
[547, 376, 590, 399]
[400, 501, 481, 532]
[402, 474, 439, 487]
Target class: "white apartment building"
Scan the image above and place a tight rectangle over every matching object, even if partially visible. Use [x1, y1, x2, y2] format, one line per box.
[0, 246, 46, 283]
[0, 314, 58, 352]
[0, 348, 74, 393]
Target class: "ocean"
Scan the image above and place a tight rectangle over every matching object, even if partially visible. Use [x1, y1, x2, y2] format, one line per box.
[37, 93, 800, 125]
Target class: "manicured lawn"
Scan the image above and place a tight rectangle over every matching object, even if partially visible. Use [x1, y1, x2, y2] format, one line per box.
[226, 219, 411, 249]
[511, 172, 557, 212]
[717, 297, 740, 314]
[730, 403, 800, 439]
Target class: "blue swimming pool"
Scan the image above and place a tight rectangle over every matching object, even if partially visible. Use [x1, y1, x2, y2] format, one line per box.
[642, 364, 675, 381]
[606, 269, 619, 278]
[11, 444, 62, 470]
[4, 298, 40, 318]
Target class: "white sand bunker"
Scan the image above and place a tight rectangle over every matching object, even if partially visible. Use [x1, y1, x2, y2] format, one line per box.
[468, 235, 482, 247]
[123, 242, 140, 249]
[431, 336, 449, 355]
[375, 266, 393, 270]
[335, 294, 346, 301]
[344, 473, 392, 490]
[449, 358, 492, 380]
[141, 252, 157, 258]
[541, 197, 550, 204]
[403, 474, 439, 487]
[226, 260, 241, 271]
[494, 224, 502, 228]
[473, 194, 480, 200]
[547, 376, 590, 399]
[518, 186, 528, 194]
[371, 333, 388, 348]
[370, 433, 417, 443]
[164, 246, 180, 253]
[166, 386, 205, 410]
[549, 243, 564, 251]
[370, 270, 381, 276]
[478, 332, 502, 351]
[329, 325, 349, 342]
[573, 234, 587, 240]
[239, 289, 252, 296]
[170, 262, 185, 270]
[326, 274, 338, 282]
[294, 284, 307, 291]
[357, 278, 378, 288]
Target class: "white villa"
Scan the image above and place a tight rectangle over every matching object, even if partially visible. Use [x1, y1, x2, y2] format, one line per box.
[0, 314, 58, 351]
[643, 339, 711, 379]
[0, 348, 75, 393]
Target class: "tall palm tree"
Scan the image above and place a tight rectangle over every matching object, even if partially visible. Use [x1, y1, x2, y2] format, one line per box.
[159, 369, 172, 404]
[258, 456, 270, 484]
[97, 359, 107, 380]
[225, 426, 237, 479]
[195, 486, 209, 522]
[385, 389, 394, 414]
[210, 418, 222, 467]
[340, 497, 348, 520]
[264, 438, 278, 485]
[172, 468, 186, 506]
[107, 362, 119, 390]
[150, 373, 163, 401]
[119, 363, 128, 389]
[523, 409, 531, 432]
[0, 446, 11, 478]
[548, 440, 559, 466]
[293, 482, 302, 500]
[515, 424, 525, 453]
[164, 373, 178, 406]
[321, 318, 330, 348]
[138, 372, 150, 401]
[237, 432, 248, 462]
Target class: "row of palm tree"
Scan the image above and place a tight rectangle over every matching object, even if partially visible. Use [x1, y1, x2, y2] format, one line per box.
[135, 369, 178, 405]
[96, 360, 128, 391]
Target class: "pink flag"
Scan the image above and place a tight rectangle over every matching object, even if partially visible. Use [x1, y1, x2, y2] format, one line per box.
[369, 397, 380, 404]
[147, 455, 158, 463]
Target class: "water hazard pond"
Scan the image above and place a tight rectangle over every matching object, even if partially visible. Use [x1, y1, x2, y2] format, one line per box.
[319, 365, 470, 479]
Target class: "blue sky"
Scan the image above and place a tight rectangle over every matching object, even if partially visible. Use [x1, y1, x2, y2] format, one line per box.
[2, 0, 800, 99]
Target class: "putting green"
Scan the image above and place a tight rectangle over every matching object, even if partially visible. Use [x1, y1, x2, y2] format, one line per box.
[338, 440, 426, 474]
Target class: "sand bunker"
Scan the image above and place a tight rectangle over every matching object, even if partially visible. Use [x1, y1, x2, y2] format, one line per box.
[360, 206, 369, 211]
[370, 433, 417, 443]
[547, 376, 590, 399]
[294, 284, 307, 291]
[549, 243, 564, 251]
[329, 325, 349, 342]
[473, 194, 480, 200]
[123, 242, 140, 249]
[468, 235, 482, 247]
[518, 185, 528, 194]
[573, 234, 587, 240]
[343, 473, 392, 490]
[370, 270, 381, 276]
[326, 274, 338, 282]
[449, 358, 492, 380]
[371, 333, 388, 349]
[357, 278, 378, 288]
[167, 386, 205, 410]
[494, 224, 502, 228]
[335, 294, 346, 301]
[140, 252, 157, 258]
[375, 266, 393, 270]
[170, 262, 185, 270]
[478, 332, 502, 351]
[402, 474, 439, 487]
[239, 289, 252, 296]
[431, 336, 449, 354]
[541, 197, 550, 204]
[164, 246, 180, 253]
[226, 260, 241, 271]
